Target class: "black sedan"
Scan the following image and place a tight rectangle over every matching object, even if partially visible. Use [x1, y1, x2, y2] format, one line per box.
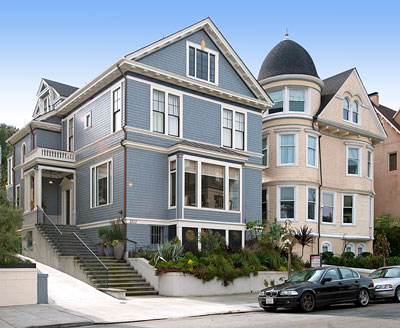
[258, 266, 375, 312]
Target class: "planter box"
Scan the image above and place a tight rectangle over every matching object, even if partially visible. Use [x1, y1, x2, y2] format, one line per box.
[0, 262, 36, 269]
[0, 268, 37, 306]
[128, 258, 288, 297]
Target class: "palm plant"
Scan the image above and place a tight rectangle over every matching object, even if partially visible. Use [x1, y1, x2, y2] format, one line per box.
[294, 225, 314, 258]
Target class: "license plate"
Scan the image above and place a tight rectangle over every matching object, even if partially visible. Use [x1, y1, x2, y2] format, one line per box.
[264, 297, 274, 304]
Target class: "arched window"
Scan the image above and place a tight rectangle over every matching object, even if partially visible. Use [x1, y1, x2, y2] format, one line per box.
[321, 241, 332, 253]
[21, 143, 26, 164]
[357, 243, 366, 255]
[345, 243, 355, 253]
[352, 101, 359, 123]
[343, 98, 350, 121]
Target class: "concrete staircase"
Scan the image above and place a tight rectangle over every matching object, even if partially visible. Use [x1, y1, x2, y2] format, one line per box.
[36, 223, 158, 296]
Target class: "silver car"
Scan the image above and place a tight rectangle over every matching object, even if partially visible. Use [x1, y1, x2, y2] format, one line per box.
[370, 266, 400, 301]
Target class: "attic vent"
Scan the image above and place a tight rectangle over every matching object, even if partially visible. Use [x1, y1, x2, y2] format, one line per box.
[201, 40, 205, 51]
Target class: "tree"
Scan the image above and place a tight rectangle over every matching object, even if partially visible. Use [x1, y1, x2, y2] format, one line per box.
[294, 225, 314, 259]
[374, 233, 391, 266]
[281, 220, 297, 277]
[0, 186, 23, 263]
[375, 214, 400, 257]
[0, 123, 18, 186]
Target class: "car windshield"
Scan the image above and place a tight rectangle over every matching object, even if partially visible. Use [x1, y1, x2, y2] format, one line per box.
[286, 269, 325, 283]
[370, 267, 400, 279]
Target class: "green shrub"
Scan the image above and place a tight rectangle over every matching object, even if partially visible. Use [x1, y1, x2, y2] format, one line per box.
[257, 249, 283, 271]
[321, 251, 334, 263]
[387, 256, 400, 266]
[153, 241, 184, 265]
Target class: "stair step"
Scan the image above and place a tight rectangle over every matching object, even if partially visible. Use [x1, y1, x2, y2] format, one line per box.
[95, 282, 150, 288]
[126, 291, 159, 296]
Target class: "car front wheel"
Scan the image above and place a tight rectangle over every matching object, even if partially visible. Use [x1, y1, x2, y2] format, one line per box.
[355, 289, 369, 307]
[394, 287, 400, 303]
[300, 292, 316, 312]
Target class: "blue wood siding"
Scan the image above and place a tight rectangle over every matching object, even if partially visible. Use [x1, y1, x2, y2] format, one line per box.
[35, 129, 62, 150]
[14, 134, 32, 166]
[242, 168, 262, 224]
[138, 30, 255, 98]
[75, 149, 124, 225]
[126, 79, 150, 130]
[43, 116, 62, 124]
[247, 112, 262, 154]
[42, 177, 61, 215]
[184, 208, 241, 223]
[75, 131, 123, 161]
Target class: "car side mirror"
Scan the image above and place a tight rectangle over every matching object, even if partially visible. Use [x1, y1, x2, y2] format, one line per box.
[322, 277, 332, 284]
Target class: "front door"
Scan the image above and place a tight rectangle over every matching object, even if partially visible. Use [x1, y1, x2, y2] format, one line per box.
[65, 189, 71, 225]
[60, 177, 74, 225]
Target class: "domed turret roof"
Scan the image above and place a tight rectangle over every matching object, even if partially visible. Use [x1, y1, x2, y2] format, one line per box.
[258, 39, 319, 81]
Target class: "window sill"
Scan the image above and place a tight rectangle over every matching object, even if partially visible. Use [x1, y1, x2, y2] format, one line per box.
[90, 203, 113, 209]
[168, 206, 177, 210]
[342, 119, 361, 126]
[346, 174, 361, 178]
[277, 164, 298, 167]
[321, 221, 336, 225]
[186, 74, 218, 87]
[184, 206, 240, 214]
[306, 164, 318, 169]
[342, 223, 355, 226]
[277, 218, 297, 222]
[306, 219, 318, 223]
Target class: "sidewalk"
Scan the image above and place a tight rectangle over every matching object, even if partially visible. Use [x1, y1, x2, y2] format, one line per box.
[0, 260, 261, 328]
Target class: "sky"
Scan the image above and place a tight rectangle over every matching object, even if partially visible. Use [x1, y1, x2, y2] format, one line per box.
[0, 0, 399, 128]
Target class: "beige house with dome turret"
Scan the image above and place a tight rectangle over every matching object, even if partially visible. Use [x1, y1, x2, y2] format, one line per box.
[258, 37, 387, 258]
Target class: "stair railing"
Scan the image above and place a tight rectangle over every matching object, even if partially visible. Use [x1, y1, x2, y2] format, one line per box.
[37, 205, 63, 235]
[73, 232, 109, 289]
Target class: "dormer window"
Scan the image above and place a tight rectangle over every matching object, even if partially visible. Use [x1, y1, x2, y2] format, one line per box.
[186, 41, 218, 85]
[267, 87, 308, 115]
[43, 97, 49, 113]
[352, 101, 359, 123]
[343, 97, 360, 124]
[343, 98, 350, 120]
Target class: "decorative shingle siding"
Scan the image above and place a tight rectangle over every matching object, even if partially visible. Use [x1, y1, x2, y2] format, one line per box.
[42, 177, 61, 216]
[14, 134, 32, 166]
[247, 112, 262, 154]
[138, 30, 255, 98]
[126, 79, 150, 130]
[35, 129, 61, 150]
[242, 168, 262, 224]
[76, 149, 124, 225]
[126, 148, 168, 220]
[184, 208, 241, 223]
[182, 95, 221, 145]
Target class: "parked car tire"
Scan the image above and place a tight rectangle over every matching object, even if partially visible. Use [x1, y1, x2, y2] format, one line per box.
[355, 289, 369, 307]
[300, 292, 316, 312]
[394, 287, 400, 303]
[262, 306, 277, 312]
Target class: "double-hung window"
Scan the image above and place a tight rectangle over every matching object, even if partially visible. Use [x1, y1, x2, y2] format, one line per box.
[277, 186, 296, 220]
[151, 226, 164, 245]
[343, 98, 350, 120]
[223, 109, 245, 150]
[229, 168, 240, 211]
[262, 188, 268, 224]
[322, 191, 335, 224]
[91, 160, 112, 208]
[278, 134, 296, 166]
[15, 185, 21, 208]
[7, 157, 13, 185]
[268, 90, 284, 114]
[152, 89, 181, 137]
[367, 150, 372, 179]
[352, 101, 359, 123]
[21, 143, 26, 164]
[185, 160, 197, 206]
[168, 95, 180, 137]
[112, 88, 122, 132]
[153, 90, 165, 134]
[202, 163, 225, 209]
[289, 89, 305, 112]
[267, 88, 307, 114]
[187, 42, 218, 84]
[347, 147, 361, 176]
[262, 136, 269, 166]
[68, 117, 74, 151]
[322, 242, 331, 253]
[307, 187, 317, 221]
[343, 194, 354, 225]
[389, 152, 397, 171]
[307, 135, 317, 167]
[84, 112, 92, 129]
[169, 160, 176, 207]
[343, 98, 360, 124]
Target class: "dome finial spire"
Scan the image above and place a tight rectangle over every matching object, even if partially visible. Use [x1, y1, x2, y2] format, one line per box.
[285, 28, 289, 40]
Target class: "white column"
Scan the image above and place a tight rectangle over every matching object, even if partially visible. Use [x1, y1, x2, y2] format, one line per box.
[36, 169, 42, 208]
[73, 172, 77, 225]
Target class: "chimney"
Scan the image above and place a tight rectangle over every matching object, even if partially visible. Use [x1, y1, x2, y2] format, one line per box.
[369, 92, 379, 107]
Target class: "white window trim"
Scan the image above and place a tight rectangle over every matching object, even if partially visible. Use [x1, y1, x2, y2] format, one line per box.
[342, 193, 356, 226]
[267, 86, 310, 116]
[15, 184, 21, 208]
[276, 131, 298, 166]
[66, 115, 74, 152]
[262, 134, 269, 167]
[276, 185, 298, 221]
[221, 107, 247, 152]
[186, 41, 219, 86]
[321, 191, 336, 225]
[321, 241, 332, 253]
[306, 133, 318, 168]
[367, 149, 373, 180]
[111, 84, 123, 134]
[345, 243, 355, 253]
[89, 158, 113, 209]
[168, 156, 177, 210]
[357, 243, 366, 255]
[150, 85, 183, 138]
[7, 156, 13, 186]
[306, 186, 318, 223]
[182, 154, 242, 214]
[84, 112, 92, 129]
[21, 142, 26, 165]
[343, 98, 362, 126]
[346, 145, 362, 177]
[369, 197, 374, 229]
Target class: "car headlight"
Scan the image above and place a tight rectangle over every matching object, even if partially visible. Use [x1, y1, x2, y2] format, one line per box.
[280, 290, 298, 296]
[259, 291, 266, 296]
[375, 284, 393, 290]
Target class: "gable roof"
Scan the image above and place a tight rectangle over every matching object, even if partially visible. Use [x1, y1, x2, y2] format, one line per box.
[126, 17, 272, 106]
[43, 79, 79, 97]
[374, 104, 400, 133]
[316, 68, 354, 116]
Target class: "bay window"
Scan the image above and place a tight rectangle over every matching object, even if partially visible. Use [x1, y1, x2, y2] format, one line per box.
[170, 160, 176, 207]
[289, 89, 305, 112]
[367, 150, 372, 179]
[278, 133, 296, 166]
[307, 135, 317, 167]
[322, 191, 335, 224]
[267, 87, 308, 115]
[277, 186, 296, 220]
[185, 160, 197, 206]
[347, 146, 361, 176]
[91, 159, 112, 208]
[201, 163, 224, 209]
[268, 90, 283, 114]
[307, 187, 317, 221]
[343, 194, 354, 225]
[229, 168, 240, 211]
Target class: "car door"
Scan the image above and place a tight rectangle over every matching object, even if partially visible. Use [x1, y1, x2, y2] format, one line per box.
[315, 268, 342, 305]
[338, 268, 359, 301]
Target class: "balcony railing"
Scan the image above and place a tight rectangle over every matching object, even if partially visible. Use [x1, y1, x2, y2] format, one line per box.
[25, 147, 75, 163]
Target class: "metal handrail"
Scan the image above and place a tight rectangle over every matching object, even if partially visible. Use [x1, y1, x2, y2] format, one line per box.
[37, 206, 63, 235]
[125, 238, 137, 253]
[73, 233, 109, 272]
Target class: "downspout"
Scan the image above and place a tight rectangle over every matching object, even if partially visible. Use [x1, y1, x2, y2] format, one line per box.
[312, 116, 322, 254]
[117, 64, 128, 247]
